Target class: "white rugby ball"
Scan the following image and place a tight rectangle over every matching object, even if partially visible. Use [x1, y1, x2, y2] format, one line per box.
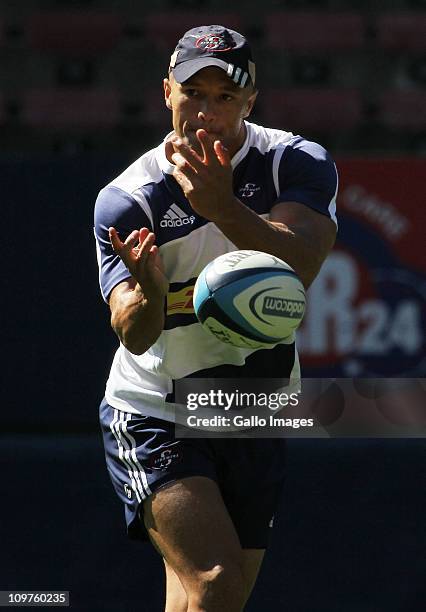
[193, 250, 306, 349]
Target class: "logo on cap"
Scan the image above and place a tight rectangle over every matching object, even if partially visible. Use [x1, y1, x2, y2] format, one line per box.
[195, 35, 232, 52]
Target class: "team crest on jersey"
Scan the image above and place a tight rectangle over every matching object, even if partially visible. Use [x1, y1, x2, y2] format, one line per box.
[238, 183, 260, 198]
[195, 35, 232, 52]
[149, 447, 183, 470]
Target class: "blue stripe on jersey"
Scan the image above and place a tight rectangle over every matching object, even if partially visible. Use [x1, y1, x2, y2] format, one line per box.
[164, 312, 198, 330]
[186, 341, 295, 378]
[94, 186, 152, 301]
[165, 342, 296, 402]
[139, 180, 209, 246]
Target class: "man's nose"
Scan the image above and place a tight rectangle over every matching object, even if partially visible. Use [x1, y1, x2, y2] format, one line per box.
[197, 100, 217, 123]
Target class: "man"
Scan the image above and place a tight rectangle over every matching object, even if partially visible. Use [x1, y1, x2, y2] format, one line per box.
[94, 25, 337, 612]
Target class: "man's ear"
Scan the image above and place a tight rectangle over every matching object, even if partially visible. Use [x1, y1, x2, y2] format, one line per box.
[242, 89, 258, 119]
[164, 78, 173, 110]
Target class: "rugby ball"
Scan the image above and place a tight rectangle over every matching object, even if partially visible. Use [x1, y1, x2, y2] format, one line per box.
[193, 250, 306, 349]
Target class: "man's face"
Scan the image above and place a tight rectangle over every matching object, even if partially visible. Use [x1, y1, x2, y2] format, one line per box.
[164, 66, 257, 157]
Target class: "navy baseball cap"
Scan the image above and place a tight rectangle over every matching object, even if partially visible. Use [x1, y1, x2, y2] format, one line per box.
[169, 25, 256, 88]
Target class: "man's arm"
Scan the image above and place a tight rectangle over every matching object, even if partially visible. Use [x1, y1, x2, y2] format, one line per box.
[108, 227, 169, 355]
[211, 198, 336, 288]
[169, 129, 336, 288]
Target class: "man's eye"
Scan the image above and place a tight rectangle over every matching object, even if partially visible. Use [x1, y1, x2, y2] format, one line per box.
[221, 94, 234, 102]
[185, 89, 198, 97]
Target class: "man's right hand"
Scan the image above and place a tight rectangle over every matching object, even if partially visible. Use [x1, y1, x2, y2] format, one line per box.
[109, 227, 169, 300]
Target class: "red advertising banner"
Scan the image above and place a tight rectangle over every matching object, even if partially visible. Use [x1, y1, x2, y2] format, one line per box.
[298, 159, 426, 377]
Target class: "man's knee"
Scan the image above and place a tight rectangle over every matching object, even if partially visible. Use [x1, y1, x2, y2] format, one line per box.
[189, 562, 247, 612]
[165, 599, 187, 612]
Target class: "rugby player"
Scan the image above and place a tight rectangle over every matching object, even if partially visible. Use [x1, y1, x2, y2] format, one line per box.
[94, 25, 337, 612]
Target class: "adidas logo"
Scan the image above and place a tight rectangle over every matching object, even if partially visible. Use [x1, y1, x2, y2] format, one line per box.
[160, 204, 195, 228]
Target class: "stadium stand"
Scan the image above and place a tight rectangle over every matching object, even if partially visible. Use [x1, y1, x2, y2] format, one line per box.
[380, 90, 426, 129]
[0, 93, 5, 125]
[264, 12, 365, 51]
[144, 12, 244, 50]
[261, 88, 363, 131]
[290, 57, 332, 86]
[142, 87, 172, 130]
[0, 3, 424, 153]
[406, 57, 426, 86]
[22, 89, 120, 128]
[27, 11, 124, 55]
[376, 13, 426, 50]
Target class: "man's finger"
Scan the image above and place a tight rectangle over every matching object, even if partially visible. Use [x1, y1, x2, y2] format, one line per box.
[173, 168, 196, 194]
[123, 230, 141, 247]
[172, 136, 203, 162]
[110, 226, 129, 252]
[197, 129, 217, 165]
[214, 140, 231, 168]
[165, 140, 175, 162]
[149, 244, 166, 274]
[136, 231, 155, 261]
[137, 227, 150, 248]
[171, 153, 198, 181]
[172, 145, 203, 174]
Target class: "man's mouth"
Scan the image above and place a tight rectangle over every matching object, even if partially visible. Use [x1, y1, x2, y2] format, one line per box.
[187, 127, 222, 137]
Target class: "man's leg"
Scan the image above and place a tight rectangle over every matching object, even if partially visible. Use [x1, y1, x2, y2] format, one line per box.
[144, 476, 263, 612]
[241, 549, 265, 602]
[162, 549, 264, 612]
[164, 559, 188, 612]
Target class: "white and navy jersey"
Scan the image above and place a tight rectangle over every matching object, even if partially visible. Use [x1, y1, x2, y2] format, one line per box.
[94, 121, 338, 422]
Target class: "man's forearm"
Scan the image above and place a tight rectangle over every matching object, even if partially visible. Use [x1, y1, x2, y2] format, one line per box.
[111, 285, 165, 355]
[213, 197, 322, 288]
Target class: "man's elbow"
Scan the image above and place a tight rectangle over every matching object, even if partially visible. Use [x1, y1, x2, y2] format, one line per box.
[110, 314, 158, 356]
[114, 329, 159, 356]
[301, 245, 335, 289]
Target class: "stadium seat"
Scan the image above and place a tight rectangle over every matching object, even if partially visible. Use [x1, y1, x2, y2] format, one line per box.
[380, 90, 426, 129]
[0, 92, 5, 124]
[27, 12, 124, 55]
[22, 89, 120, 128]
[290, 57, 331, 86]
[142, 87, 172, 129]
[406, 57, 426, 86]
[376, 13, 426, 51]
[265, 12, 365, 51]
[144, 13, 243, 51]
[261, 89, 363, 131]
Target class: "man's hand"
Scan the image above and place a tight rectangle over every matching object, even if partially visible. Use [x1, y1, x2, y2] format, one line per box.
[166, 129, 236, 223]
[109, 226, 169, 300]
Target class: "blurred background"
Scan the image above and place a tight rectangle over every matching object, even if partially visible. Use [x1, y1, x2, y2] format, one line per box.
[1, 1, 425, 610]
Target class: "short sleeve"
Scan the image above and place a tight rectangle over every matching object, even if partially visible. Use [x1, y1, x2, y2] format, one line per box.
[94, 186, 153, 302]
[276, 139, 338, 223]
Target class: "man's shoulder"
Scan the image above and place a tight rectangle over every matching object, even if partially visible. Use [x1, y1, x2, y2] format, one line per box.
[102, 142, 164, 198]
[246, 121, 330, 160]
[245, 121, 296, 154]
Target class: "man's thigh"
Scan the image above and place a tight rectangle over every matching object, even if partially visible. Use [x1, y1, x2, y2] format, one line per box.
[100, 401, 285, 550]
[242, 549, 265, 600]
[144, 476, 266, 608]
[143, 476, 243, 578]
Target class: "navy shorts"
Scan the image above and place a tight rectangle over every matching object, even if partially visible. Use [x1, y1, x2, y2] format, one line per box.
[99, 398, 287, 549]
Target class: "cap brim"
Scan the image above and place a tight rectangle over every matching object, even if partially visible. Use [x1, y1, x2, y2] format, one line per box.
[171, 58, 230, 83]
